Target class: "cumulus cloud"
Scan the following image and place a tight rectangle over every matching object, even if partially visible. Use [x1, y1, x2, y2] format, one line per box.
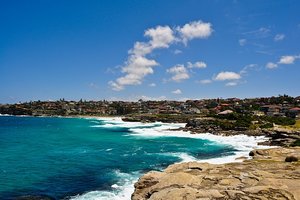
[177, 21, 213, 44]
[274, 34, 285, 41]
[266, 54, 300, 70]
[172, 89, 182, 94]
[109, 56, 159, 91]
[148, 83, 156, 87]
[199, 79, 212, 84]
[214, 71, 241, 81]
[239, 39, 247, 46]
[145, 26, 175, 49]
[110, 26, 175, 91]
[109, 20, 213, 91]
[187, 61, 207, 69]
[266, 62, 278, 69]
[278, 55, 299, 64]
[167, 64, 190, 82]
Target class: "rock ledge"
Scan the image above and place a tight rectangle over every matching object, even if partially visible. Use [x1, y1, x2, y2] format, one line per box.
[132, 147, 300, 200]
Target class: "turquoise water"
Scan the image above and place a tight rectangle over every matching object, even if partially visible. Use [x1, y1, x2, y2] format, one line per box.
[0, 116, 237, 199]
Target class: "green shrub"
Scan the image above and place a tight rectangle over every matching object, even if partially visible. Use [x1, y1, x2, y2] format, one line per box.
[260, 123, 273, 129]
[262, 116, 296, 126]
[291, 139, 300, 147]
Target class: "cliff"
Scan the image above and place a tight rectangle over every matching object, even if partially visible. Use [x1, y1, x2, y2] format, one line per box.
[132, 147, 300, 200]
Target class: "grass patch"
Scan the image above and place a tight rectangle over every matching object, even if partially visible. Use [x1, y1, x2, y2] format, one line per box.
[280, 119, 300, 131]
[294, 119, 300, 128]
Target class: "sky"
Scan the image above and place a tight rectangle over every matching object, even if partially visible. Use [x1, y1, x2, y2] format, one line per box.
[1, 0, 300, 103]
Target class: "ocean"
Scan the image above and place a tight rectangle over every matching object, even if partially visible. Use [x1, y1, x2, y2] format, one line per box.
[0, 116, 267, 200]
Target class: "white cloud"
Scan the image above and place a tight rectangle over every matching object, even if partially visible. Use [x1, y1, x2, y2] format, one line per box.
[167, 64, 190, 82]
[266, 62, 278, 69]
[174, 49, 182, 54]
[139, 95, 167, 101]
[172, 89, 182, 94]
[110, 25, 175, 91]
[214, 71, 241, 81]
[240, 64, 258, 74]
[274, 34, 285, 41]
[109, 81, 124, 91]
[199, 79, 212, 84]
[145, 26, 175, 49]
[225, 82, 238, 87]
[278, 55, 298, 64]
[148, 83, 156, 87]
[129, 26, 175, 56]
[109, 20, 213, 91]
[177, 20, 213, 44]
[265, 54, 300, 71]
[239, 39, 247, 46]
[243, 27, 271, 38]
[187, 61, 207, 69]
[109, 95, 167, 101]
[110, 56, 159, 91]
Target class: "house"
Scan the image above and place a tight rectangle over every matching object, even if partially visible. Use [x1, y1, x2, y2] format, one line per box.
[260, 105, 282, 116]
[252, 110, 265, 116]
[189, 107, 201, 114]
[287, 107, 300, 118]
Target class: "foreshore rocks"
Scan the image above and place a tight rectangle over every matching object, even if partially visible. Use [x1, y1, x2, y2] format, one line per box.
[183, 118, 300, 147]
[184, 117, 265, 136]
[124, 116, 300, 146]
[132, 147, 300, 200]
[122, 115, 190, 123]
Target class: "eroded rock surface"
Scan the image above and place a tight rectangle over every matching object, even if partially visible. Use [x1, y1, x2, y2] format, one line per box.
[132, 147, 300, 200]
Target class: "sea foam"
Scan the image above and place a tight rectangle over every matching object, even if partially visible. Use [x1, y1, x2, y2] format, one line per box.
[70, 170, 140, 200]
[73, 117, 271, 200]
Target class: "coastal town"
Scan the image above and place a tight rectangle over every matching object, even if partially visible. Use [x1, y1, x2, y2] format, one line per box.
[1, 95, 300, 146]
[2, 96, 300, 200]
[1, 95, 300, 119]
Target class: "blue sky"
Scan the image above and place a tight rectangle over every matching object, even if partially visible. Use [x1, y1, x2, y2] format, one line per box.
[1, 0, 300, 103]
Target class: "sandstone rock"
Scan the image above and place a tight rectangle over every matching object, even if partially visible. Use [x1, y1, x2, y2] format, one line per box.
[132, 147, 300, 200]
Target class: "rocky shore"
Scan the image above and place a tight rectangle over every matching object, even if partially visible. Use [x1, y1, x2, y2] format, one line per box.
[132, 147, 300, 200]
[182, 117, 300, 147]
[124, 116, 300, 147]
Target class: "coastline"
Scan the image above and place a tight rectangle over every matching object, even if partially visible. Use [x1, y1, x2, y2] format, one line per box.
[132, 147, 300, 200]
[2, 115, 289, 200]
[0, 114, 275, 162]
[70, 117, 274, 200]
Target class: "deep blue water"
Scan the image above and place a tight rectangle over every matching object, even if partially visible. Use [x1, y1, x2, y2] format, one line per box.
[0, 116, 236, 199]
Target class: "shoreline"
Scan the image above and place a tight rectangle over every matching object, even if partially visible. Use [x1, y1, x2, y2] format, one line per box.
[2, 114, 291, 200]
[69, 116, 275, 200]
[132, 147, 300, 200]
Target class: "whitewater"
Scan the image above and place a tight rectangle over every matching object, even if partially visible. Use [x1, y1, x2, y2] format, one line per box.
[70, 117, 270, 200]
[0, 116, 272, 200]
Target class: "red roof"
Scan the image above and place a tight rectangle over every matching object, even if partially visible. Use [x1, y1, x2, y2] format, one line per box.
[221, 103, 230, 106]
[290, 107, 300, 111]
